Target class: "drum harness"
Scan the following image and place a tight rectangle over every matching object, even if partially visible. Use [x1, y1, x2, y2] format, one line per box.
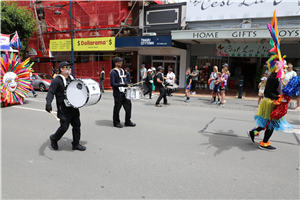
[57, 74, 74, 107]
[111, 68, 126, 93]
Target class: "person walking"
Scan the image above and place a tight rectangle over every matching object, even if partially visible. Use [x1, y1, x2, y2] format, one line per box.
[143, 69, 153, 99]
[30, 72, 37, 97]
[110, 57, 136, 128]
[45, 61, 86, 151]
[140, 64, 147, 93]
[97, 66, 105, 93]
[219, 67, 229, 106]
[209, 66, 218, 101]
[52, 69, 59, 78]
[155, 66, 169, 107]
[151, 67, 156, 97]
[185, 68, 192, 102]
[190, 65, 199, 94]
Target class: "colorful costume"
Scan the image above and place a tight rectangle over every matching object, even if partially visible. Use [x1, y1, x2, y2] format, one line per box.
[0, 51, 33, 106]
[247, 11, 300, 151]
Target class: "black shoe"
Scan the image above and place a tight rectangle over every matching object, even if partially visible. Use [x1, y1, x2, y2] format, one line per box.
[163, 102, 170, 105]
[125, 122, 136, 127]
[155, 104, 162, 107]
[259, 145, 276, 151]
[49, 135, 58, 150]
[247, 131, 255, 143]
[72, 144, 86, 151]
[114, 123, 123, 128]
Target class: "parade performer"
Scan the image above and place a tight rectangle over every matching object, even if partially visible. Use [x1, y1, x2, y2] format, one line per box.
[110, 57, 136, 128]
[1, 51, 33, 106]
[46, 61, 86, 151]
[246, 11, 298, 151]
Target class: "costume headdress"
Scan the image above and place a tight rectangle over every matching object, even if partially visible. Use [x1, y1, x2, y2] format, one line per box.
[1, 51, 33, 106]
[266, 10, 286, 79]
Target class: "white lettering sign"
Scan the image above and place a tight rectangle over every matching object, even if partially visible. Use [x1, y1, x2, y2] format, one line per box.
[216, 44, 272, 57]
[187, 0, 300, 21]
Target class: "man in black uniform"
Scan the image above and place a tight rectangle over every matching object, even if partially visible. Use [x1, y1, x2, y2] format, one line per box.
[155, 66, 170, 107]
[45, 61, 86, 151]
[110, 57, 136, 128]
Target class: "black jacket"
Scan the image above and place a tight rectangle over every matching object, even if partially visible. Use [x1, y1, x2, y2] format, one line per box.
[264, 73, 282, 100]
[110, 68, 130, 97]
[46, 75, 73, 109]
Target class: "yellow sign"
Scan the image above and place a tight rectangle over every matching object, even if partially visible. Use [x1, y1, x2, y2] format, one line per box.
[50, 39, 71, 51]
[50, 37, 115, 52]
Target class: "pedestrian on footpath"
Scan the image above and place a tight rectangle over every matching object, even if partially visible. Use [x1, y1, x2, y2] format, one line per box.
[185, 68, 192, 102]
[97, 66, 105, 93]
[143, 69, 153, 99]
[46, 61, 86, 151]
[209, 66, 218, 101]
[219, 68, 229, 106]
[190, 65, 199, 95]
[140, 64, 147, 93]
[155, 66, 169, 107]
[211, 72, 221, 104]
[30, 72, 37, 97]
[257, 77, 267, 106]
[282, 63, 297, 87]
[124, 68, 131, 83]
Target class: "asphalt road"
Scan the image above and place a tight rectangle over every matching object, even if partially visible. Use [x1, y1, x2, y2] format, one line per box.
[1, 91, 299, 199]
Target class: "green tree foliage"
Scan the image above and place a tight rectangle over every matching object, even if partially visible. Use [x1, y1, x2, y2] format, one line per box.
[1, 1, 38, 53]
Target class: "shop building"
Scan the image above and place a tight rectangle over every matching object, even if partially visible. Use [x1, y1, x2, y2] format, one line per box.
[172, 0, 300, 89]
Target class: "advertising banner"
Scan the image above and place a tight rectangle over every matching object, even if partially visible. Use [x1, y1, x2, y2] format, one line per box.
[0, 34, 11, 51]
[187, 0, 300, 22]
[50, 37, 115, 51]
[216, 43, 272, 57]
[116, 36, 172, 47]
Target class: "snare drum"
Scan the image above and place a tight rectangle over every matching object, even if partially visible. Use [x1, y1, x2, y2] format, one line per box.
[125, 87, 142, 100]
[65, 79, 101, 108]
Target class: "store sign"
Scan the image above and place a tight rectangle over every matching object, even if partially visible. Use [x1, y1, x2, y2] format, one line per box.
[0, 34, 11, 50]
[50, 37, 115, 51]
[216, 44, 272, 57]
[187, 0, 300, 21]
[172, 27, 299, 40]
[116, 36, 171, 47]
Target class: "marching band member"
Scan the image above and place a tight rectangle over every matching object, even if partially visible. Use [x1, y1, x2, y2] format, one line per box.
[45, 61, 86, 151]
[155, 66, 170, 107]
[110, 57, 136, 128]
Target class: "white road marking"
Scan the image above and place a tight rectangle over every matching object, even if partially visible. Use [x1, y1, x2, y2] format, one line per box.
[13, 106, 57, 114]
[25, 98, 45, 103]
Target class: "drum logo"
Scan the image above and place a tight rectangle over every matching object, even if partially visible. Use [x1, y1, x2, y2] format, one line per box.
[92, 86, 96, 90]
[77, 83, 82, 90]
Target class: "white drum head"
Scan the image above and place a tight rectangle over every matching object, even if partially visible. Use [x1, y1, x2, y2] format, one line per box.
[66, 80, 88, 108]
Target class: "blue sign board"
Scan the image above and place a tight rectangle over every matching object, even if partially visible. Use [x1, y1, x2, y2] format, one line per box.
[116, 36, 171, 47]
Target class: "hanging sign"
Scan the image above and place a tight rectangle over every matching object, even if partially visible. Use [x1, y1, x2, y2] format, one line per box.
[187, 0, 300, 22]
[216, 43, 272, 57]
[50, 37, 115, 51]
[0, 34, 11, 50]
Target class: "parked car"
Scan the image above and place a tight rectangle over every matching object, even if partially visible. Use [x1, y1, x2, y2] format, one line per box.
[32, 73, 52, 92]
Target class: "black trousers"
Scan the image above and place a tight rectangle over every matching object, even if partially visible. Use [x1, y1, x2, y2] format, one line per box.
[113, 95, 132, 125]
[191, 80, 197, 92]
[53, 106, 81, 146]
[156, 86, 167, 105]
[144, 84, 152, 99]
[254, 126, 274, 143]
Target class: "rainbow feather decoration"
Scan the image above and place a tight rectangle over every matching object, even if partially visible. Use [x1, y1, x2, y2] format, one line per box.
[266, 10, 285, 79]
[1, 51, 33, 106]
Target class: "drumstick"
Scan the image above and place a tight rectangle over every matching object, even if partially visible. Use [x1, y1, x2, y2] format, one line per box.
[128, 81, 144, 87]
[50, 111, 60, 122]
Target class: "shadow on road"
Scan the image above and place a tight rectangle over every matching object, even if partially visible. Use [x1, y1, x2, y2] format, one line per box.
[95, 119, 113, 127]
[200, 129, 258, 156]
[39, 137, 88, 159]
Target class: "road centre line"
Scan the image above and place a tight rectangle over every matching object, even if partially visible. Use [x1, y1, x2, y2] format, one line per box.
[12, 106, 57, 114]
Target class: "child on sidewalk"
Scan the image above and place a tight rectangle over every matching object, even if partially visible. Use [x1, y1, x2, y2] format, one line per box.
[211, 72, 221, 104]
[258, 77, 267, 106]
[185, 68, 192, 102]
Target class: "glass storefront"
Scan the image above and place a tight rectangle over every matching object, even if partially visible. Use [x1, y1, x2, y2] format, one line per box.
[139, 55, 180, 84]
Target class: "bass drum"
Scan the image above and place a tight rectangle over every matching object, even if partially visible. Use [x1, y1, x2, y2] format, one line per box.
[65, 79, 101, 108]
